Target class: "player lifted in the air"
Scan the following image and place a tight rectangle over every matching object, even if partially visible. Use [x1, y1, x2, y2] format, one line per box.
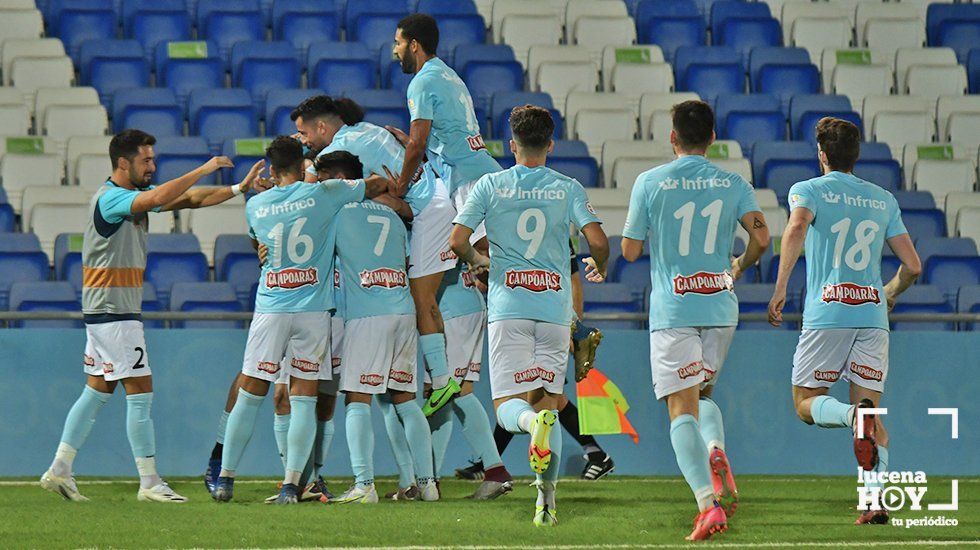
[41, 129, 262, 503]
[451, 105, 609, 526]
[211, 137, 390, 504]
[767, 117, 921, 526]
[312, 150, 437, 504]
[621, 101, 769, 541]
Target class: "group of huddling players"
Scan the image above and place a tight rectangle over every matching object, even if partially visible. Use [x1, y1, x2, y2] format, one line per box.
[38, 13, 923, 542]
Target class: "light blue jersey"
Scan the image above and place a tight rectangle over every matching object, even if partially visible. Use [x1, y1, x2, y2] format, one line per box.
[247, 179, 365, 314]
[454, 164, 600, 326]
[308, 121, 435, 216]
[97, 183, 160, 222]
[333, 263, 345, 319]
[788, 172, 907, 330]
[439, 266, 485, 321]
[333, 200, 415, 321]
[623, 156, 760, 331]
[407, 57, 501, 195]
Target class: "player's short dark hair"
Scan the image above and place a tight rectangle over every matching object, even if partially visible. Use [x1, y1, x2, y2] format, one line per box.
[815, 117, 861, 172]
[671, 100, 715, 151]
[266, 136, 305, 175]
[509, 105, 554, 151]
[290, 95, 364, 126]
[109, 129, 156, 169]
[314, 150, 364, 180]
[397, 13, 439, 55]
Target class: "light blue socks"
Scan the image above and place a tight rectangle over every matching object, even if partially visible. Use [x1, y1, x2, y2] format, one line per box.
[670, 414, 716, 512]
[810, 395, 854, 428]
[220, 389, 265, 476]
[125, 393, 155, 458]
[346, 402, 374, 486]
[316, 419, 334, 472]
[698, 397, 725, 451]
[419, 333, 449, 386]
[866, 445, 890, 490]
[51, 386, 112, 478]
[215, 410, 230, 445]
[378, 396, 416, 488]
[395, 401, 435, 482]
[428, 405, 453, 475]
[496, 398, 536, 434]
[455, 393, 504, 467]
[273, 413, 290, 469]
[285, 396, 317, 485]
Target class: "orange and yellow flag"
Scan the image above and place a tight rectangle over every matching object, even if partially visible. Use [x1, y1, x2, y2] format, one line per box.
[575, 368, 639, 443]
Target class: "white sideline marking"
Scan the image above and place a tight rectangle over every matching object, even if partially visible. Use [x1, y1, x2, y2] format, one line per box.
[265, 542, 980, 549]
[2, 477, 977, 486]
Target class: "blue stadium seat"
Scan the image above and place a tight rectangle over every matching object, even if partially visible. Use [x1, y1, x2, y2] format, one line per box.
[59, 8, 118, 63]
[149, 233, 205, 253]
[308, 41, 377, 96]
[796, 110, 862, 143]
[0, 234, 50, 311]
[749, 47, 809, 87]
[893, 191, 935, 211]
[901, 209, 947, 239]
[200, 7, 264, 66]
[344, 0, 407, 31]
[919, 237, 978, 266]
[583, 283, 644, 330]
[674, 46, 741, 84]
[131, 10, 191, 66]
[552, 140, 590, 158]
[859, 142, 893, 161]
[969, 49, 980, 94]
[214, 234, 259, 307]
[788, 94, 851, 138]
[415, 0, 477, 15]
[926, 3, 980, 46]
[937, 20, 980, 63]
[679, 62, 744, 102]
[265, 88, 324, 135]
[154, 137, 216, 186]
[231, 41, 301, 113]
[881, 243, 901, 285]
[495, 107, 563, 142]
[9, 281, 80, 328]
[0, 204, 14, 233]
[736, 283, 796, 330]
[635, 0, 705, 61]
[79, 40, 149, 107]
[852, 159, 902, 192]
[156, 41, 225, 108]
[170, 281, 243, 328]
[276, 12, 341, 59]
[611, 255, 650, 298]
[353, 12, 409, 56]
[221, 138, 271, 184]
[491, 91, 556, 137]
[362, 108, 410, 131]
[891, 285, 954, 331]
[454, 44, 516, 72]
[122, 0, 186, 34]
[751, 141, 815, 186]
[197, 0, 258, 30]
[113, 88, 183, 136]
[140, 283, 165, 328]
[718, 17, 782, 63]
[188, 89, 259, 153]
[765, 160, 821, 202]
[272, 0, 331, 25]
[346, 89, 403, 110]
[710, 1, 770, 36]
[46, 0, 114, 34]
[432, 14, 485, 66]
[758, 64, 820, 114]
[956, 284, 980, 330]
[766, 255, 806, 297]
[384, 60, 415, 95]
[146, 234, 209, 307]
[53, 233, 83, 282]
[715, 94, 783, 153]
[461, 60, 523, 114]
[921, 238, 980, 299]
[549, 157, 599, 188]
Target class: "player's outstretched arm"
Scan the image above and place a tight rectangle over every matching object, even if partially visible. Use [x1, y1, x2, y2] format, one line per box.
[364, 171, 396, 199]
[733, 211, 770, 280]
[581, 222, 609, 283]
[161, 160, 269, 212]
[450, 223, 489, 274]
[130, 156, 233, 214]
[372, 193, 414, 221]
[393, 119, 431, 197]
[883, 233, 921, 311]
[768, 208, 812, 326]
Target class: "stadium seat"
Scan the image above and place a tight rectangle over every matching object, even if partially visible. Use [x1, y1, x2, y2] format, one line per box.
[611, 253, 649, 289]
[491, 91, 564, 140]
[536, 61, 598, 116]
[146, 234, 209, 307]
[156, 41, 224, 108]
[894, 191, 936, 211]
[352, 13, 409, 57]
[957, 284, 980, 330]
[0, 9, 43, 46]
[862, 95, 934, 143]
[573, 16, 638, 64]
[791, 17, 851, 61]
[220, 137, 272, 185]
[154, 136, 216, 186]
[906, 65, 967, 100]
[66, 135, 113, 185]
[122, 0, 187, 34]
[757, 63, 820, 114]
[200, 9, 264, 66]
[913, 159, 976, 204]
[958, 208, 980, 246]
[969, 49, 980, 94]
[795, 110, 862, 144]
[946, 114, 980, 146]
[902, 208, 947, 239]
[710, 0, 771, 38]
[639, 91, 700, 139]
[455, 44, 518, 72]
[891, 285, 954, 331]
[131, 10, 192, 67]
[715, 94, 784, 154]
[58, 8, 116, 63]
[42, 105, 109, 143]
[185, 199, 248, 264]
[231, 41, 301, 113]
[678, 62, 743, 103]
[276, 12, 340, 59]
[601, 139, 672, 188]
[852, 159, 901, 192]
[11, 57, 74, 105]
[635, 0, 705, 61]
[856, 1, 920, 47]
[935, 20, 980, 63]
[34, 87, 101, 133]
[188, 89, 258, 153]
[582, 282, 644, 330]
[832, 63, 891, 112]
[937, 96, 980, 142]
[737, 283, 795, 330]
[947, 192, 980, 232]
[9, 281, 80, 328]
[565, 0, 629, 34]
[0, 233, 49, 311]
[865, 17, 926, 55]
[432, 14, 486, 65]
[749, 46, 809, 89]
[113, 88, 183, 136]
[719, 17, 782, 64]
[265, 88, 323, 135]
[0, 104, 30, 136]
[461, 60, 524, 114]
[0, 204, 14, 232]
[926, 3, 980, 47]
[170, 281, 243, 328]
[549, 157, 600, 188]
[20, 186, 90, 239]
[896, 47, 958, 91]
[601, 44, 666, 92]
[417, 0, 478, 15]
[527, 45, 592, 92]
[573, 109, 635, 158]
[565, 92, 635, 136]
[53, 232, 82, 283]
[214, 233, 259, 307]
[79, 40, 149, 107]
[344, 0, 407, 31]
[490, 0, 554, 43]
[0, 152, 64, 214]
[751, 140, 817, 189]
[501, 14, 563, 67]
[30, 204, 88, 260]
[1, 38, 66, 86]
[674, 46, 741, 85]
[818, 48, 891, 94]
[308, 41, 376, 97]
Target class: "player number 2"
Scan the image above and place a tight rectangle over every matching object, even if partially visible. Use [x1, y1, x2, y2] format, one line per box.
[517, 208, 546, 259]
[830, 218, 879, 270]
[366, 215, 390, 256]
[673, 200, 723, 257]
[267, 218, 314, 268]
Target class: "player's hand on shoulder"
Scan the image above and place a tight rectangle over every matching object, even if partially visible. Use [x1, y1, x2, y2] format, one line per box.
[385, 125, 409, 147]
[202, 156, 234, 174]
[767, 290, 785, 327]
[582, 257, 606, 283]
[257, 243, 269, 266]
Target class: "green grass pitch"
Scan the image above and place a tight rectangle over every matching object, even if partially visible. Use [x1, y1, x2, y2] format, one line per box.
[2, 476, 977, 548]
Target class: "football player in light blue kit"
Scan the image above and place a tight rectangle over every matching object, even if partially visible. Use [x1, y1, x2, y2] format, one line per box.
[451, 106, 609, 526]
[212, 137, 391, 504]
[621, 101, 769, 541]
[293, 95, 465, 418]
[767, 117, 921, 526]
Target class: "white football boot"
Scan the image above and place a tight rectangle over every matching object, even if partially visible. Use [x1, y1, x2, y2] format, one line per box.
[40, 470, 89, 502]
[137, 481, 188, 503]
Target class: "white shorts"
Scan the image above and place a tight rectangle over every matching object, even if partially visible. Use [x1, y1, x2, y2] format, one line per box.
[341, 314, 418, 394]
[279, 315, 343, 392]
[488, 319, 569, 399]
[409, 178, 458, 279]
[242, 312, 332, 383]
[425, 310, 486, 385]
[453, 179, 487, 243]
[83, 320, 150, 381]
[792, 328, 888, 393]
[648, 326, 735, 400]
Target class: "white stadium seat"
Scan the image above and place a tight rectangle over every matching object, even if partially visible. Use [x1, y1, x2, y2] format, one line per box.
[11, 56, 73, 105]
[186, 200, 249, 264]
[1, 153, 63, 213]
[901, 142, 976, 189]
[639, 92, 700, 140]
[30, 203, 88, 260]
[66, 136, 113, 187]
[536, 61, 598, 116]
[76, 155, 112, 188]
[832, 63, 891, 111]
[42, 104, 109, 141]
[713, 158, 753, 183]
[782, 1, 851, 44]
[528, 45, 591, 90]
[565, 92, 636, 137]
[873, 112, 936, 159]
[564, 0, 628, 36]
[905, 65, 967, 100]
[895, 47, 957, 91]
[611, 61, 673, 96]
[500, 14, 562, 67]
[791, 17, 853, 62]
[0, 9, 43, 45]
[755, 188, 779, 209]
[20, 185, 90, 232]
[584, 187, 630, 231]
[2, 38, 66, 86]
[913, 159, 976, 203]
[612, 157, 670, 192]
[492, 0, 555, 42]
[573, 16, 637, 65]
[0, 104, 30, 135]
[819, 48, 891, 94]
[147, 210, 177, 234]
[856, 2, 920, 46]
[937, 96, 980, 142]
[601, 139, 672, 187]
[864, 18, 925, 55]
[945, 192, 980, 234]
[601, 44, 664, 92]
[947, 113, 980, 146]
[573, 108, 635, 158]
[957, 208, 980, 245]
[35, 87, 101, 132]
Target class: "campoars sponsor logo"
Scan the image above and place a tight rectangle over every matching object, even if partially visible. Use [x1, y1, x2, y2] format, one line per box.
[822, 283, 881, 306]
[677, 361, 703, 380]
[360, 268, 407, 289]
[258, 361, 280, 374]
[334, 269, 340, 288]
[291, 358, 320, 373]
[467, 134, 487, 152]
[267, 267, 319, 290]
[505, 269, 561, 292]
[389, 370, 413, 384]
[360, 374, 383, 386]
[102, 362, 114, 374]
[461, 270, 477, 288]
[815, 370, 841, 382]
[513, 367, 556, 384]
[83, 354, 95, 367]
[439, 249, 457, 261]
[673, 271, 734, 296]
[850, 361, 883, 382]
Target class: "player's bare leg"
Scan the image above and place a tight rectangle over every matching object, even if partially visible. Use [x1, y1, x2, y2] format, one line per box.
[850, 384, 889, 525]
[412, 272, 460, 416]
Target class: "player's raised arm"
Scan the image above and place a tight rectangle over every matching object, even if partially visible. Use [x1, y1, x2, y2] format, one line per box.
[769, 206, 812, 326]
[161, 160, 269, 211]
